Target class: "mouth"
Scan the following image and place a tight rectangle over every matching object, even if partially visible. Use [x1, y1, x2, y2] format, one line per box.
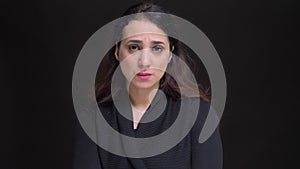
[136, 72, 152, 80]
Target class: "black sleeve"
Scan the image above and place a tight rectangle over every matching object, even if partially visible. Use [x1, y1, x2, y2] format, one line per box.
[72, 121, 102, 169]
[191, 101, 223, 169]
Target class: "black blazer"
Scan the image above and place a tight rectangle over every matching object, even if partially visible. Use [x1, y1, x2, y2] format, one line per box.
[72, 91, 222, 169]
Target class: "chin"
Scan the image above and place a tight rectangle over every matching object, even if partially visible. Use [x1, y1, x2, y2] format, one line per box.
[130, 81, 158, 90]
[132, 84, 155, 90]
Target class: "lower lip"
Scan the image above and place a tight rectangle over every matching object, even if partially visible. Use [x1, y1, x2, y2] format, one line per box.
[136, 74, 151, 80]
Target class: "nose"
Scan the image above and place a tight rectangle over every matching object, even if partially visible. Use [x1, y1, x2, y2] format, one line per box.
[138, 49, 151, 69]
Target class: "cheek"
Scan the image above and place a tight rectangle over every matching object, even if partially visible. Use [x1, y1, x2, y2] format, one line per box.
[118, 54, 139, 82]
[117, 48, 127, 61]
[118, 46, 131, 75]
[156, 69, 166, 79]
[151, 56, 170, 71]
[118, 42, 132, 61]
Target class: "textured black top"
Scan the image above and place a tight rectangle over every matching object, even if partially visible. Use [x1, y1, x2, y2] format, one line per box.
[73, 90, 222, 169]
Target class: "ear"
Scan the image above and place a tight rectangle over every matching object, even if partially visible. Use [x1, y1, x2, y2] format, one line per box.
[168, 46, 174, 63]
[115, 44, 119, 61]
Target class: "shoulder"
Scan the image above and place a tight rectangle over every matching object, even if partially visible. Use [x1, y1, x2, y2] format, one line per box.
[167, 96, 211, 133]
[97, 101, 114, 113]
[185, 98, 212, 137]
[98, 100, 113, 107]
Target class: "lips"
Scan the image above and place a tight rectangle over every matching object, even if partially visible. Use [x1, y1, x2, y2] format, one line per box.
[136, 72, 152, 80]
[137, 72, 151, 76]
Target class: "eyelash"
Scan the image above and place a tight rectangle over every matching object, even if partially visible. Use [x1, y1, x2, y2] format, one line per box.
[128, 45, 164, 53]
[128, 44, 140, 52]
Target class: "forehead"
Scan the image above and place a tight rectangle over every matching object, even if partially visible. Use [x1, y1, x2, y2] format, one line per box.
[122, 19, 168, 41]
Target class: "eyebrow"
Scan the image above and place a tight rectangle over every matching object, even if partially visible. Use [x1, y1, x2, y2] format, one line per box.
[127, 40, 165, 45]
[152, 41, 165, 45]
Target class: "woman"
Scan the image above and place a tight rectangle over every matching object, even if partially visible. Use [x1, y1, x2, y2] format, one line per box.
[73, 2, 222, 169]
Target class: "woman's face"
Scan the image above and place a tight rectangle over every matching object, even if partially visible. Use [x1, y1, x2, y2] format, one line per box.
[117, 19, 171, 90]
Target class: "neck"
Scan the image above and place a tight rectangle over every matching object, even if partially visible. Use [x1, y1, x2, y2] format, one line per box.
[127, 84, 158, 111]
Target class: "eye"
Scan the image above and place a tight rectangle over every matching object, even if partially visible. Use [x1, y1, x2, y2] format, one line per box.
[152, 46, 164, 53]
[128, 44, 140, 52]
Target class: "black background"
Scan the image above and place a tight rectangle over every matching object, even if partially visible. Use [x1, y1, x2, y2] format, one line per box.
[1, 0, 298, 169]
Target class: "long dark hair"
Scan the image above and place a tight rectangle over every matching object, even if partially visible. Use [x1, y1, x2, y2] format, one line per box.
[95, 2, 210, 103]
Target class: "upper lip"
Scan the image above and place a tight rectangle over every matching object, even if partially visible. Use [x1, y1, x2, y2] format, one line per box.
[136, 72, 152, 76]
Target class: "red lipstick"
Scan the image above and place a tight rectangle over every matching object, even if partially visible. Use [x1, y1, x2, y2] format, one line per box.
[136, 72, 151, 80]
